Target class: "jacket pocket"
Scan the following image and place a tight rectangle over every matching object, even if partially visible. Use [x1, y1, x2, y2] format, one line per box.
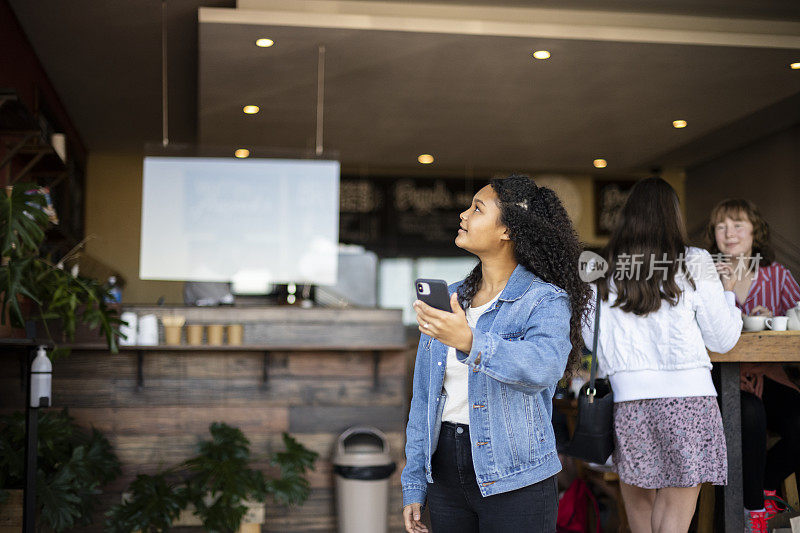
[527, 394, 546, 462]
[523, 394, 535, 462]
[500, 383, 521, 467]
[430, 391, 446, 466]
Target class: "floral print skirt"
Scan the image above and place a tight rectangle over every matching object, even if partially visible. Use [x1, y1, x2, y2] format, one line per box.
[613, 396, 728, 489]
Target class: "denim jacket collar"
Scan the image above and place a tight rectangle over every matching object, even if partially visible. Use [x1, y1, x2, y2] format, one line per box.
[498, 264, 536, 302]
[451, 263, 536, 303]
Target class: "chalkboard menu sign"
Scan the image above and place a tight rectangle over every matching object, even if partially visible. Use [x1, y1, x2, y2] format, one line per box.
[339, 176, 482, 257]
[594, 180, 636, 236]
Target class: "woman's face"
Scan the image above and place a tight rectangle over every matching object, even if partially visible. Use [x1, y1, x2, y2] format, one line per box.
[455, 185, 510, 254]
[714, 214, 754, 258]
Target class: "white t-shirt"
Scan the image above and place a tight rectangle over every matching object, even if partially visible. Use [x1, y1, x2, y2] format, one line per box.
[442, 293, 501, 424]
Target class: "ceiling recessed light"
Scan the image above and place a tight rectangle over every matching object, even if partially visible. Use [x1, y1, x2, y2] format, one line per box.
[417, 154, 434, 164]
[673, 120, 687, 129]
[532, 50, 551, 60]
[791, 62, 800, 70]
[593, 159, 607, 169]
[235, 149, 250, 158]
[243, 105, 260, 114]
[255, 38, 274, 48]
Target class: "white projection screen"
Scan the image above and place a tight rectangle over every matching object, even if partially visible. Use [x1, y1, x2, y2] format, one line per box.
[140, 157, 340, 287]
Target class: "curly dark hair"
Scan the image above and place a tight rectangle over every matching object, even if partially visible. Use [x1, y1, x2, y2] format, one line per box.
[455, 175, 592, 376]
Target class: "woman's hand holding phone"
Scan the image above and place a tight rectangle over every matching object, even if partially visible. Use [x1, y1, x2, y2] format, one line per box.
[414, 293, 473, 353]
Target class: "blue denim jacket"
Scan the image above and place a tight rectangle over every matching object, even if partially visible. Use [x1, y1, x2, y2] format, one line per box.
[401, 264, 572, 507]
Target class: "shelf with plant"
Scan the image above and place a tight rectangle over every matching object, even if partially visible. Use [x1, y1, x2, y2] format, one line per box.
[105, 422, 318, 533]
[1, 183, 121, 356]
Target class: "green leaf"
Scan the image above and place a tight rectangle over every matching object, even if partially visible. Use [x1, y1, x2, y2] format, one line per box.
[104, 473, 185, 533]
[273, 432, 318, 476]
[38, 467, 82, 532]
[0, 184, 48, 258]
[82, 428, 122, 484]
[0, 410, 121, 532]
[264, 473, 312, 507]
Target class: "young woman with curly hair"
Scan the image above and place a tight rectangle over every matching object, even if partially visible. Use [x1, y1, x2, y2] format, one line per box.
[583, 177, 742, 533]
[401, 175, 591, 533]
[706, 199, 800, 530]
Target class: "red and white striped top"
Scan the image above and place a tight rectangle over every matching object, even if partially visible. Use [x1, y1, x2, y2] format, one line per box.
[737, 261, 800, 397]
[737, 262, 800, 317]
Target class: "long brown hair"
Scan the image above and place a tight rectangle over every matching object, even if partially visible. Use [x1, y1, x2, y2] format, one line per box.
[705, 198, 774, 267]
[597, 177, 694, 315]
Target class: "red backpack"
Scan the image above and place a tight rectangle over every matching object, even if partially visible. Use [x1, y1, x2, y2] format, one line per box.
[557, 478, 602, 533]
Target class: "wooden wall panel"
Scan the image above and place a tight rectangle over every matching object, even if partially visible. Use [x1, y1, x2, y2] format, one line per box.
[66, 406, 290, 436]
[262, 488, 406, 532]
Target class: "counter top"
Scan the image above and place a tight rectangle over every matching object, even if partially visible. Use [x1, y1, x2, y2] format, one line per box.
[709, 330, 800, 362]
[63, 343, 409, 352]
[123, 305, 402, 323]
[18, 306, 409, 351]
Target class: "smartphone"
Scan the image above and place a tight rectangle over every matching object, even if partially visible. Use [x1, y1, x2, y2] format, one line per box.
[415, 278, 453, 312]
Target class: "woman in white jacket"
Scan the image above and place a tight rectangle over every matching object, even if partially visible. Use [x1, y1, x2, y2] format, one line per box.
[582, 177, 742, 533]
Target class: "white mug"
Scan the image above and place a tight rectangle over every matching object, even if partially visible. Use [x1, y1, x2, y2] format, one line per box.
[119, 312, 138, 345]
[742, 315, 767, 332]
[137, 314, 159, 346]
[766, 316, 789, 331]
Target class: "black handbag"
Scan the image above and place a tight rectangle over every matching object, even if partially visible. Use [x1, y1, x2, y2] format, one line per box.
[565, 289, 614, 464]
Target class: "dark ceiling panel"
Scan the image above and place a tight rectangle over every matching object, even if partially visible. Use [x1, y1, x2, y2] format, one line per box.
[7, 0, 800, 173]
[8, 0, 235, 150]
[364, 0, 800, 20]
[199, 22, 800, 172]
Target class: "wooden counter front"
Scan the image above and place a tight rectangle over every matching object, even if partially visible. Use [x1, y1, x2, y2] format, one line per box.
[0, 307, 412, 533]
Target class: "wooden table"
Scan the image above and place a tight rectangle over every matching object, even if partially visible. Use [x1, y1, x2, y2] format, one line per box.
[709, 330, 800, 533]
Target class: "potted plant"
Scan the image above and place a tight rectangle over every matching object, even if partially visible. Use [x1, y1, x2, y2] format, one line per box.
[105, 422, 318, 533]
[0, 409, 121, 531]
[0, 183, 121, 355]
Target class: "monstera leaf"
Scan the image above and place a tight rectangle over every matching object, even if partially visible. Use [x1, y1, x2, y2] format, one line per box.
[104, 473, 187, 533]
[106, 423, 318, 533]
[0, 410, 121, 532]
[0, 183, 48, 258]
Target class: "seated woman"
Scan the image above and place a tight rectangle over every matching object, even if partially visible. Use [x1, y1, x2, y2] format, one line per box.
[706, 198, 800, 531]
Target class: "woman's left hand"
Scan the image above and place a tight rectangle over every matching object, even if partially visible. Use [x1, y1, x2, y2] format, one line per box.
[750, 305, 773, 317]
[714, 261, 736, 292]
[414, 293, 473, 353]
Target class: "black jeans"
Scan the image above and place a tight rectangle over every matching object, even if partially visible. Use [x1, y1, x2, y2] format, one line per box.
[741, 377, 800, 510]
[427, 422, 558, 533]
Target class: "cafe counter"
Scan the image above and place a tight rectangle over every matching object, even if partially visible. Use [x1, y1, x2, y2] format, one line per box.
[0, 306, 412, 533]
[709, 330, 800, 533]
